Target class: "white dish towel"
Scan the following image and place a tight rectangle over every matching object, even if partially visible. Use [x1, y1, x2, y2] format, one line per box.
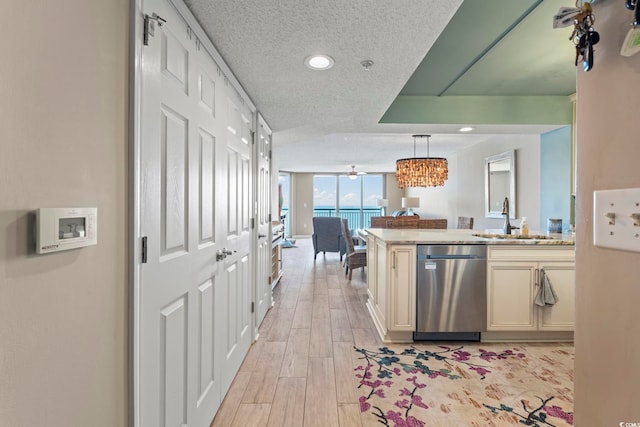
[535, 269, 559, 306]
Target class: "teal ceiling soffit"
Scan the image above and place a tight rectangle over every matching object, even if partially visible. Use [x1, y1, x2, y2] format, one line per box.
[445, 0, 576, 96]
[380, 96, 573, 126]
[400, 0, 541, 96]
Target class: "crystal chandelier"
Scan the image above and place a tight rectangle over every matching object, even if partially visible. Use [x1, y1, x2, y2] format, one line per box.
[396, 134, 448, 188]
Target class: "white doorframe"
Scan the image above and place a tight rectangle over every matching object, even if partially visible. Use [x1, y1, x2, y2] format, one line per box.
[129, 2, 144, 426]
[129, 0, 261, 425]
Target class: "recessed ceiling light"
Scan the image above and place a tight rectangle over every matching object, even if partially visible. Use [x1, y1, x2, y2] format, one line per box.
[459, 126, 474, 132]
[304, 54, 334, 70]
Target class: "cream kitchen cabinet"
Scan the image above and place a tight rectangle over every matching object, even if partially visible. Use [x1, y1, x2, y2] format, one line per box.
[487, 246, 575, 332]
[366, 235, 415, 342]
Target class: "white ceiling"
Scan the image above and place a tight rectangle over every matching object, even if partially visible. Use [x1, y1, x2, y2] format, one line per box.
[274, 126, 561, 174]
[183, 0, 572, 173]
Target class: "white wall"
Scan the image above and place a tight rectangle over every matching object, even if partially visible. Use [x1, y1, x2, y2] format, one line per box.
[0, 1, 128, 426]
[271, 155, 281, 222]
[574, 2, 640, 424]
[385, 173, 403, 213]
[287, 137, 541, 233]
[407, 135, 541, 230]
[291, 173, 314, 236]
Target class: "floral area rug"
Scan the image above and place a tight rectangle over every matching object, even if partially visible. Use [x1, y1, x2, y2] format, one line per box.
[354, 343, 574, 426]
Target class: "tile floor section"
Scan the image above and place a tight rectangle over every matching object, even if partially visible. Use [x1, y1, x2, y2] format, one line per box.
[211, 237, 574, 426]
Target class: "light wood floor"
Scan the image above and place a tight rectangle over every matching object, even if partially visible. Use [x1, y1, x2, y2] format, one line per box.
[211, 237, 380, 426]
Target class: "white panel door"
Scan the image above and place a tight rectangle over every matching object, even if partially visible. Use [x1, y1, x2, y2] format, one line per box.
[138, 0, 254, 425]
[255, 115, 272, 329]
[219, 96, 254, 393]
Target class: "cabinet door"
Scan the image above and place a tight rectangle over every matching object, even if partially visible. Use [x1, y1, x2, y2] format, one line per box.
[374, 239, 387, 326]
[366, 235, 377, 302]
[388, 245, 416, 331]
[538, 261, 575, 331]
[487, 261, 537, 331]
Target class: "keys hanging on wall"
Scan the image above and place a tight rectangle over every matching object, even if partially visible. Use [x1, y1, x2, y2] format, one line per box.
[571, 3, 600, 71]
[553, 2, 600, 72]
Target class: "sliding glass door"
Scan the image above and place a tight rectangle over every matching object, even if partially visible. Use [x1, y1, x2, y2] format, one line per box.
[313, 175, 337, 217]
[361, 174, 384, 228]
[313, 174, 383, 230]
[338, 175, 362, 230]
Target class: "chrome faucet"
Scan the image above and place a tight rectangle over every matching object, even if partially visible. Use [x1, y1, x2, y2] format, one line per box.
[502, 197, 512, 234]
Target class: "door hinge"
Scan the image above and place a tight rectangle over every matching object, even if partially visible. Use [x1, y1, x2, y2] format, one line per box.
[268, 213, 272, 222]
[268, 276, 272, 285]
[251, 301, 255, 313]
[141, 236, 148, 263]
[143, 13, 166, 46]
[251, 130, 256, 144]
[251, 218, 255, 229]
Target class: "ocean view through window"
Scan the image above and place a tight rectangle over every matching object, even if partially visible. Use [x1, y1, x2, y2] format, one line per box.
[313, 174, 383, 230]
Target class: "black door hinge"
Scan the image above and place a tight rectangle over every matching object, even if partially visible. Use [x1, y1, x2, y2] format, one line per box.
[141, 236, 148, 263]
[251, 301, 255, 313]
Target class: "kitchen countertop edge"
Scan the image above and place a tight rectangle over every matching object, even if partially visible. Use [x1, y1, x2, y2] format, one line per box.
[362, 228, 575, 246]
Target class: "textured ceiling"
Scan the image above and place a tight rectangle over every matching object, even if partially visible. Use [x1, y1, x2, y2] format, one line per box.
[183, 0, 576, 173]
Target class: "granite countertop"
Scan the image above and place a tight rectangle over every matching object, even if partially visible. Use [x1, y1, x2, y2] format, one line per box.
[362, 228, 575, 246]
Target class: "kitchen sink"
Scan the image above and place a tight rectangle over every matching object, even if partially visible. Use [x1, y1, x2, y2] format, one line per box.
[472, 233, 554, 240]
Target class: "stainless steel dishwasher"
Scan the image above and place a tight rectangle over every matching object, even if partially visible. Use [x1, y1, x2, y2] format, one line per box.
[414, 244, 487, 341]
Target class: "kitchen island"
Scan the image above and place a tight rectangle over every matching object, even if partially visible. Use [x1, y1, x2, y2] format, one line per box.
[365, 228, 575, 343]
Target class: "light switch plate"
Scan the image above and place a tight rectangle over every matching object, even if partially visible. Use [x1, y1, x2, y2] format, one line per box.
[593, 188, 640, 253]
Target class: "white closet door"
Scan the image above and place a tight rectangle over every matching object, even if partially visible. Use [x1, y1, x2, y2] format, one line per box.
[255, 115, 273, 329]
[138, 0, 254, 425]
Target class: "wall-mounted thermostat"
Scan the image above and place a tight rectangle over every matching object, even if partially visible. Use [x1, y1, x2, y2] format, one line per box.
[36, 207, 97, 254]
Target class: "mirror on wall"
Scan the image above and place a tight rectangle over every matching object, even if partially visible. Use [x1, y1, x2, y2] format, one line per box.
[485, 150, 516, 218]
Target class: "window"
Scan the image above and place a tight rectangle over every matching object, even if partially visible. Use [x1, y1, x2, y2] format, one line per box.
[313, 174, 384, 229]
[339, 175, 362, 229]
[313, 175, 337, 217]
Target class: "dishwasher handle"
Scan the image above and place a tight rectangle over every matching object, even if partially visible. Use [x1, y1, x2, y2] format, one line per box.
[423, 254, 485, 260]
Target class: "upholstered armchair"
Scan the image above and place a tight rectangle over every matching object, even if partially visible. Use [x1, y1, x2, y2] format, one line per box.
[312, 217, 346, 260]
